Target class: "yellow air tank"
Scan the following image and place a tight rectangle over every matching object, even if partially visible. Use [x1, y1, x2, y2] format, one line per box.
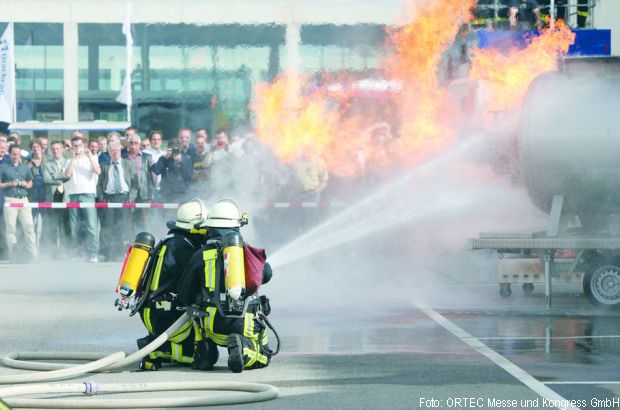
[222, 231, 246, 300]
[117, 232, 156, 298]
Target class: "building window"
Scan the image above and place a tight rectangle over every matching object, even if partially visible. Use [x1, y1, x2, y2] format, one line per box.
[12, 23, 64, 121]
[78, 23, 282, 137]
[78, 24, 139, 122]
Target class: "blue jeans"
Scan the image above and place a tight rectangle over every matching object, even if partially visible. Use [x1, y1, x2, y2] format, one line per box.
[68, 193, 99, 257]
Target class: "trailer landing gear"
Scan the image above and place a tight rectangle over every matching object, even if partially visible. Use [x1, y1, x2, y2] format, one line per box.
[499, 283, 511, 298]
[522, 283, 534, 294]
[500, 283, 535, 297]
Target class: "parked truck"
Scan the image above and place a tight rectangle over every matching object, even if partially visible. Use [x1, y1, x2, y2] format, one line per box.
[468, 56, 620, 309]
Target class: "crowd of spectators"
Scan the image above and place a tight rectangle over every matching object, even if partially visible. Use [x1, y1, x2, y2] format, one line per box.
[0, 126, 330, 263]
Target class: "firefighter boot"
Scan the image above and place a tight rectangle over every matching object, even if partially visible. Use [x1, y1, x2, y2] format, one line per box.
[192, 339, 219, 370]
[227, 333, 244, 373]
[138, 359, 161, 371]
[137, 335, 162, 371]
[136, 334, 153, 350]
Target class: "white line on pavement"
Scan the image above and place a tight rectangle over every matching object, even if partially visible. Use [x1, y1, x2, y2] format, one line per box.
[474, 335, 620, 340]
[416, 301, 580, 410]
[545, 381, 620, 385]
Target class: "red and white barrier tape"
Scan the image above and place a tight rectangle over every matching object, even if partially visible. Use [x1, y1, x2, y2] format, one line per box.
[3, 201, 345, 209]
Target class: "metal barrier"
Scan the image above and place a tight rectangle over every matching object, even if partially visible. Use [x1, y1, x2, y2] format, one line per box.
[474, 0, 596, 29]
[3, 201, 346, 209]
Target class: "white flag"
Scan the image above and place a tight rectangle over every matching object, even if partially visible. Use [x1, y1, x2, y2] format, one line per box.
[0, 24, 15, 123]
[116, 5, 133, 116]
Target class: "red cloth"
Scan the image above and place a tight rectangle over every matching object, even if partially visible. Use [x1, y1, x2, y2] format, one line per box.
[244, 244, 266, 296]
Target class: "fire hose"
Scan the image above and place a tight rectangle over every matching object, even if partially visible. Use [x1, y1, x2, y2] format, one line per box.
[0, 312, 279, 408]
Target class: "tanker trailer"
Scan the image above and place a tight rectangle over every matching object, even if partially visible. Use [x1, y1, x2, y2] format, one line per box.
[468, 56, 620, 309]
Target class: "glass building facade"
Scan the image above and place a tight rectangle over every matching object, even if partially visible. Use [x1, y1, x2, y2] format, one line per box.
[1, 0, 617, 140]
[11, 23, 65, 123]
[4, 20, 387, 140]
[76, 23, 286, 138]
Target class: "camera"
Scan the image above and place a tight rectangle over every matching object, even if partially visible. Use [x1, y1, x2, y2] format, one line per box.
[171, 147, 180, 155]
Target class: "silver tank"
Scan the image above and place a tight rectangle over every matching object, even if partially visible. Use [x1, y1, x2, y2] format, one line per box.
[519, 58, 620, 230]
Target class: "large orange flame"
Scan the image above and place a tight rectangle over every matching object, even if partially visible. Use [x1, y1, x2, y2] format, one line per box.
[253, 0, 476, 179]
[252, 1, 575, 181]
[470, 20, 576, 112]
[386, 0, 476, 163]
[253, 75, 337, 164]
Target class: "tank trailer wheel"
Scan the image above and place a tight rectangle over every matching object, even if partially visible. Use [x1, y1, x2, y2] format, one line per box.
[584, 265, 620, 310]
[522, 283, 535, 294]
[499, 283, 512, 298]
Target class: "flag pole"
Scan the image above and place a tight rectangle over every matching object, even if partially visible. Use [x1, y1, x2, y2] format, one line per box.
[126, 95, 131, 124]
[116, 2, 133, 124]
[124, 3, 132, 125]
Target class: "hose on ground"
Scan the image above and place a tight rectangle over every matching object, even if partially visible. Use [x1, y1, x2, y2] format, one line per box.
[0, 312, 279, 408]
[0, 381, 279, 408]
[0, 312, 191, 383]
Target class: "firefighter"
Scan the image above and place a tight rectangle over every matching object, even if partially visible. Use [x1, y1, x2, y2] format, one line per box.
[137, 198, 208, 370]
[177, 199, 275, 373]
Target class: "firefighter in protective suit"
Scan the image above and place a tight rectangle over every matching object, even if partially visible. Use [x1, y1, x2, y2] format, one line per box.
[137, 199, 208, 370]
[177, 199, 275, 373]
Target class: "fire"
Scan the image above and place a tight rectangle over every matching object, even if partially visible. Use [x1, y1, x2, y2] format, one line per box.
[470, 20, 576, 111]
[253, 1, 575, 180]
[253, 0, 476, 179]
[253, 75, 337, 165]
[254, 75, 383, 179]
[385, 0, 475, 163]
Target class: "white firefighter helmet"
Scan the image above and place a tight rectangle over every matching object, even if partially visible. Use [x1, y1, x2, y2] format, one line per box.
[175, 198, 208, 230]
[204, 199, 248, 228]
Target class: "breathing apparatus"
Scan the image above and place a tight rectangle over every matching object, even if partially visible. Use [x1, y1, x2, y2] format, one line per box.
[115, 232, 156, 311]
[222, 230, 246, 310]
[115, 199, 209, 313]
[203, 199, 251, 315]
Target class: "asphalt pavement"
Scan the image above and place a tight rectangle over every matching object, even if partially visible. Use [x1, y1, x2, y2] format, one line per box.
[0, 257, 619, 409]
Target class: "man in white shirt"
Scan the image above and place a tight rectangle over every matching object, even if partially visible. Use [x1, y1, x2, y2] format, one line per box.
[64, 131, 102, 263]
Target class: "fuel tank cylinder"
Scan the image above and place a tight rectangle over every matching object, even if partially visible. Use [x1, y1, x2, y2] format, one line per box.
[519, 60, 620, 230]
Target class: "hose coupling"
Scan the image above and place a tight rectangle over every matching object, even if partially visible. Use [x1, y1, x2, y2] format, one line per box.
[84, 381, 100, 395]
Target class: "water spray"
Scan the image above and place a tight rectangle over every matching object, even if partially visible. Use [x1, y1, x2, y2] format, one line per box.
[269, 135, 487, 269]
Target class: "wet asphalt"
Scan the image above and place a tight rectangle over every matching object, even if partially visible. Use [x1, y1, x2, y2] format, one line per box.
[0, 257, 619, 409]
